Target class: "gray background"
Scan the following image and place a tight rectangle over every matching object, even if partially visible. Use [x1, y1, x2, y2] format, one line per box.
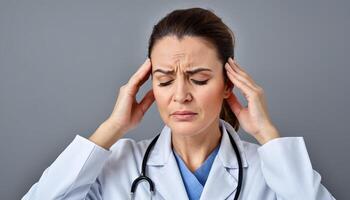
[0, 0, 348, 199]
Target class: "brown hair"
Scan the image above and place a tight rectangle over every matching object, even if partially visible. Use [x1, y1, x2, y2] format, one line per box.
[147, 7, 239, 132]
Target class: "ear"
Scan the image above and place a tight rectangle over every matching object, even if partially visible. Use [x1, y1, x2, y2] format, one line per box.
[223, 80, 234, 99]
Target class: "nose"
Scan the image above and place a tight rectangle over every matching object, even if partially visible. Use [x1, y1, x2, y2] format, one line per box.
[173, 77, 192, 103]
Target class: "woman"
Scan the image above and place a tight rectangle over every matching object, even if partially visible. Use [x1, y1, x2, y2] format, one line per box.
[22, 7, 335, 200]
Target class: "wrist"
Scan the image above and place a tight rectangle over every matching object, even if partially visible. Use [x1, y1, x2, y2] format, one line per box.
[255, 124, 280, 145]
[88, 121, 124, 150]
[102, 119, 124, 135]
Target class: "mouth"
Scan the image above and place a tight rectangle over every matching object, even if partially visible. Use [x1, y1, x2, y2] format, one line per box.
[171, 110, 197, 121]
[171, 110, 197, 115]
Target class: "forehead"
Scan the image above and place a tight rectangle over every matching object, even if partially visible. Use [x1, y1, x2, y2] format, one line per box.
[150, 36, 220, 69]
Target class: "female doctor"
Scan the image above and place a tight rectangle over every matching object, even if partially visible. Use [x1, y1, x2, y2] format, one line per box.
[22, 7, 336, 200]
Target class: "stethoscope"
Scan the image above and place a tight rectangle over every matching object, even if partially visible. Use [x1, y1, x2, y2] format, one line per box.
[130, 130, 243, 200]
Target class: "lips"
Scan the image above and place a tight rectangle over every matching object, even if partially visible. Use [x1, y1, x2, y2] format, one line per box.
[171, 110, 197, 115]
[171, 110, 197, 121]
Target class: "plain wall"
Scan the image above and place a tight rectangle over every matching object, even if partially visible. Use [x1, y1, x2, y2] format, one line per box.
[0, 0, 348, 199]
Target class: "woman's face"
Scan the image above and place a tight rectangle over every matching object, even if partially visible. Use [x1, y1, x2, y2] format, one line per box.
[151, 35, 231, 136]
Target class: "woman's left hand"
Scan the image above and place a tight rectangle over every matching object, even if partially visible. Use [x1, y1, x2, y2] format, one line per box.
[224, 57, 280, 145]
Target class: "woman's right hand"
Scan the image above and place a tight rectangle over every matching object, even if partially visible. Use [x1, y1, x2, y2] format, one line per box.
[107, 58, 155, 135]
[89, 58, 155, 149]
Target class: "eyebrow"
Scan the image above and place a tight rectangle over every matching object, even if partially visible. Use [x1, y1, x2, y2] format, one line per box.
[152, 67, 213, 75]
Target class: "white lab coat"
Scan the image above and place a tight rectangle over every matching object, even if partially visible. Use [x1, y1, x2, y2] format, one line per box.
[22, 119, 336, 200]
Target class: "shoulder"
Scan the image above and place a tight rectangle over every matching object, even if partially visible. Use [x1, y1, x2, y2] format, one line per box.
[97, 137, 154, 180]
[241, 140, 261, 155]
[106, 137, 153, 163]
[109, 136, 153, 154]
[94, 137, 155, 195]
[240, 140, 262, 166]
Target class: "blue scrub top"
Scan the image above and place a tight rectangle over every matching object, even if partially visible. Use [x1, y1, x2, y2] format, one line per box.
[173, 145, 220, 200]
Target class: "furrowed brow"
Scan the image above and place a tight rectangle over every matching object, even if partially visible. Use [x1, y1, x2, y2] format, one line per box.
[152, 67, 212, 75]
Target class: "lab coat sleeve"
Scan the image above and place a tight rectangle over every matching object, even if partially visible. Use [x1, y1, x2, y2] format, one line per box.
[21, 134, 112, 200]
[257, 137, 336, 200]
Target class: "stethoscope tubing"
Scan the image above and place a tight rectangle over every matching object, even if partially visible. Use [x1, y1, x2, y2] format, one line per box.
[130, 131, 243, 200]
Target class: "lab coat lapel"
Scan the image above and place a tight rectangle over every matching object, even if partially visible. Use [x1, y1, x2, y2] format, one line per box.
[200, 119, 249, 200]
[147, 125, 189, 200]
[145, 119, 248, 200]
[199, 156, 237, 200]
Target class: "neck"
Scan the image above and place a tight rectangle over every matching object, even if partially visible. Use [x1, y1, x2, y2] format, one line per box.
[172, 119, 222, 172]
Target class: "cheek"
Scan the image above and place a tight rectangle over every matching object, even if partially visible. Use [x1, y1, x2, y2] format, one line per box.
[198, 81, 225, 112]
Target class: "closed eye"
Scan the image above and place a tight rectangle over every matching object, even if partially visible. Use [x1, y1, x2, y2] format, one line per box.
[158, 79, 209, 87]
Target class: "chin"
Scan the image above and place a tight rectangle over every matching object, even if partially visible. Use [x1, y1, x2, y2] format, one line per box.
[166, 119, 206, 137]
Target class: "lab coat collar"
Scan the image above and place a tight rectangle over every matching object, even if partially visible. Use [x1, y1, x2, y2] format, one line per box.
[147, 118, 249, 169]
[146, 119, 249, 199]
[202, 119, 249, 199]
[218, 119, 249, 169]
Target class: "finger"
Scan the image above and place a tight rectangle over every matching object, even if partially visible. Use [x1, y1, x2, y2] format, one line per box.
[130, 58, 152, 86]
[225, 62, 256, 90]
[227, 58, 256, 87]
[228, 58, 249, 77]
[128, 58, 152, 94]
[133, 58, 151, 78]
[226, 91, 244, 117]
[225, 62, 260, 91]
[228, 58, 259, 88]
[226, 67, 256, 100]
[139, 89, 155, 114]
